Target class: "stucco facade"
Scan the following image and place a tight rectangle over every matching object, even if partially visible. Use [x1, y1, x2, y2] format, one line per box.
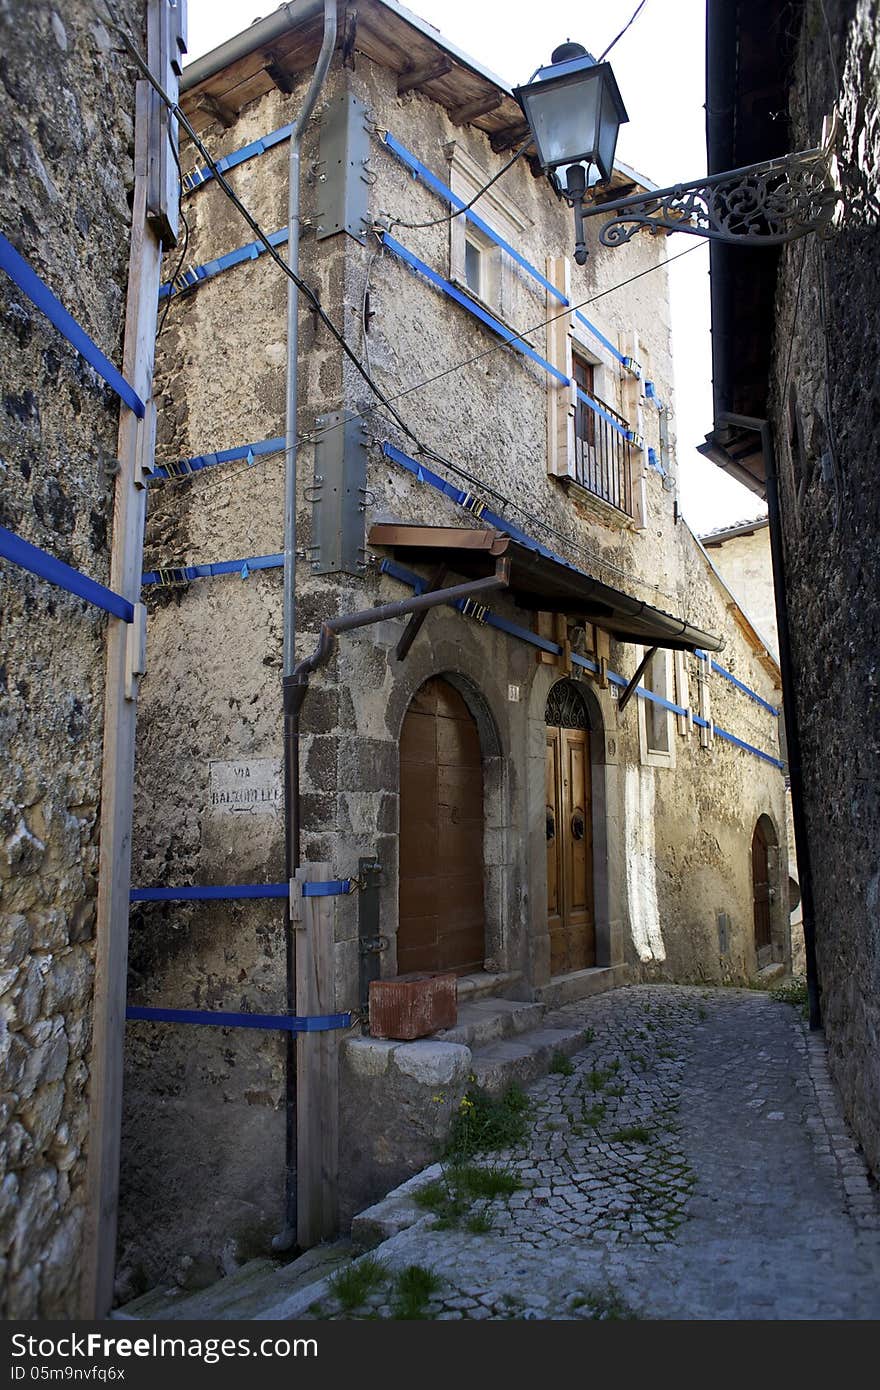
[120, 3, 789, 1289]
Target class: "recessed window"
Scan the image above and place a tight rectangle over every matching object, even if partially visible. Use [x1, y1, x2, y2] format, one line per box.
[464, 235, 483, 298]
[637, 647, 675, 766]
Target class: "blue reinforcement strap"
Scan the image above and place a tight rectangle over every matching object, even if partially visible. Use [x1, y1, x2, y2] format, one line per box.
[575, 386, 630, 439]
[384, 133, 567, 305]
[380, 552, 781, 767]
[302, 879, 354, 897]
[382, 235, 569, 385]
[0, 525, 135, 622]
[0, 233, 145, 418]
[182, 122, 296, 193]
[149, 435, 286, 481]
[142, 552, 284, 587]
[158, 227, 289, 300]
[126, 1006, 351, 1032]
[382, 134, 629, 368]
[710, 659, 780, 716]
[131, 883, 288, 902]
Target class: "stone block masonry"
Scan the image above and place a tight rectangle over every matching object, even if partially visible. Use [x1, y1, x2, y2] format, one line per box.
[0, 1, 145, 1317]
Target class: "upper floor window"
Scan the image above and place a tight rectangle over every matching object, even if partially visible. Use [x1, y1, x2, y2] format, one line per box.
[571, 348, 633, 516]
[446, 142, 526, 320]
[637, 647, 675, 767]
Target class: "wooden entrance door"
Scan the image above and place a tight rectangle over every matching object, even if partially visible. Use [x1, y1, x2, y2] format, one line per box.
[398, 677, 486, 975]
[546, 681, 595, 974]
[752, 818, 773, 963]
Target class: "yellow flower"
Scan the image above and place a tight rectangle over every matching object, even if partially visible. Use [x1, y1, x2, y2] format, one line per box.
[432, 1092, 446, 1103]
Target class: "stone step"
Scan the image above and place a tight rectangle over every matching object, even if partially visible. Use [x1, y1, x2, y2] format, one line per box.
[469, 1024, 590, 1095]
[437, 998, 546, 1048]
[118, 1241, 353, 1322]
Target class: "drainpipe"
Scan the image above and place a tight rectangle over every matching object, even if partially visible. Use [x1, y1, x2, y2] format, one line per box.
[718, 412, 821, 1030]
[275, 0, 338, 1254]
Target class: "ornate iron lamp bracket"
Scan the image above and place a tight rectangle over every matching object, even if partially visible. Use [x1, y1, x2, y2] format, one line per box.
[584, 141, 840, 248]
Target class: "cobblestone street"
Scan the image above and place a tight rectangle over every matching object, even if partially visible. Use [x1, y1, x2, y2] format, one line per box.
[296, 985, 880, 1321]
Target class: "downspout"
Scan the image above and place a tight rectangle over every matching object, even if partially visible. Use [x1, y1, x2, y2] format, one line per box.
[719, 412, 821, 1030]
[275, 0, 338, 1254]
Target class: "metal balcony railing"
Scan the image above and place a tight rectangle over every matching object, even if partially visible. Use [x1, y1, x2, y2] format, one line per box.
[573, 388, 634, 516]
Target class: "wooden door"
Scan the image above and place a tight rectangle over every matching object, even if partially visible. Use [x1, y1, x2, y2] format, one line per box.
[398, 677, 485, 975]
[752, 820, 772, 961]
[546, 684, 595, 974]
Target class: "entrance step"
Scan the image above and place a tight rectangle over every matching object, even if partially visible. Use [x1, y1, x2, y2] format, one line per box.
[455, 970, 523, 1003]
[533, 963, 629, 1009]
[118, 1241, 352, 1322]
[437, 998, 546, 1049]
[469, 1023, 592, 1095]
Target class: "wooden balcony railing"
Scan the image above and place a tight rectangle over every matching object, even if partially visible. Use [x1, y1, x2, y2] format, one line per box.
[573, 389, 634, 517]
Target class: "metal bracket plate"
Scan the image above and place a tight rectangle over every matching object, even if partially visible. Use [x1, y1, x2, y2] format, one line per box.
[316, 92, 370, 242]
[311, 410, 369, 575]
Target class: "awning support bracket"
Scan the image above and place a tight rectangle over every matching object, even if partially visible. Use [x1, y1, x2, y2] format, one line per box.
[395, 563, 448, 661]
[617, 645, 657, 714]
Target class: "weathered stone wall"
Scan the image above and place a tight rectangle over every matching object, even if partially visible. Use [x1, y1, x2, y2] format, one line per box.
[123, 43, 789, 1283]
[769, 0, 880, 1173]
[0, 0, 141, 1319]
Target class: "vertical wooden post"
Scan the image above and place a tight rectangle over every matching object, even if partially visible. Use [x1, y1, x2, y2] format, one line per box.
[294, 863, 339, 1247]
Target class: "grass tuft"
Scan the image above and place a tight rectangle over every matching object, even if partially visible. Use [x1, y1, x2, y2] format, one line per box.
[549, 1049, 575, 1076]
[392, 1264, 442, 1320]
[327, 1255, 386, 1312]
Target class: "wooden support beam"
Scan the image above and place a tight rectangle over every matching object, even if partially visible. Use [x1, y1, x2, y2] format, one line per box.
[81, 76, 165, 1319]
[295, 863, 339, 1248]
[265, 51, 296, 94]
[397, 58, 452, 95]
[197, 91, 237, 129]
[618, 646, 656, 714]
[395, 564, 447, 661]
[451, 92, 503, 126]
[490, 123, 531, 153]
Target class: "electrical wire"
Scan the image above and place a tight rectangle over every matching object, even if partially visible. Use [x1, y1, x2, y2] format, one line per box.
[102, 0, 425, 457]
[385, 139, 531, 232]
[598, 0, 649, 63]
[816, 0, 841, 93]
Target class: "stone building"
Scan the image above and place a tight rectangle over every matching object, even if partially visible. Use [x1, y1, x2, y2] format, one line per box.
[117, 0, 791, 1289]
[701, 0, 880, 1172]
[0, 0, 167, 1320]
[700, 517, 778, 661]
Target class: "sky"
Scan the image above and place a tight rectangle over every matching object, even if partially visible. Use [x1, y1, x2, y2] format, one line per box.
[184, 0, 766, 534]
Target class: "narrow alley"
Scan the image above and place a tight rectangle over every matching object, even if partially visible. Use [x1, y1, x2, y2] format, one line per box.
[202, 984, 880, 1321]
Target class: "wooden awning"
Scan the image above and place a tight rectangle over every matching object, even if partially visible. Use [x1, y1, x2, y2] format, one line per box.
[369, 524, 723, 653]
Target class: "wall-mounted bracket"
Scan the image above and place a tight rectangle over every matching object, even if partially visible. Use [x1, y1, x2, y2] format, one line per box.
[316, 92, 370, 242]
[311, 411, 369, 574]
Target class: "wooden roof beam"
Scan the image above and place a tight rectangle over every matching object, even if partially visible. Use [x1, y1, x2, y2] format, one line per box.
[264, 51, 297, 95]
[196, 92, 237, 129]
[398, 57, 453, 95]
[451, 92, 504, 126]
[490, 123, 531, 153]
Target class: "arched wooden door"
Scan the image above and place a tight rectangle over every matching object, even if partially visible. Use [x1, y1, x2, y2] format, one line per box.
[546, 680, 595, 974]
[752, 816, 775, 964]
[398, 677, 486, 975]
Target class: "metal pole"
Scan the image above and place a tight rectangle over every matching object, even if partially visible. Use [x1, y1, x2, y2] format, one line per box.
[276, 0, 337, 1254]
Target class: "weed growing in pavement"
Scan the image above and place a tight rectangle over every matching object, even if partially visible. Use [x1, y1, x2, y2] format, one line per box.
[392, 1264, 443, 1320]
[549, 1050, 575, 1076]
[581, 1100, 607, 1128]
[610, 1125, 653, 1144]
[605, 1082, 625, 1097]
[465, 1206, 494, 1234]
[327, 1255, 387, 1312]
[571, 1286, 638, 1320]
[770, 978, 809, 1018]
[444, 1082, 530, 1162]
[585, 1067, 614, 1092]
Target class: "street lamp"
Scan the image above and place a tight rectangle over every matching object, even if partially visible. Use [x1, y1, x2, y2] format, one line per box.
[514, 42, 628, 265]
[515, 43, 839, 263]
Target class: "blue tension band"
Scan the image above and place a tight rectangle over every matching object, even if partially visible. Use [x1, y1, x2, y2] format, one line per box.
[158, 227, 289, 300]
[0, 525, 135, 622]
[182, 122, 296, 192]
[126, 1006, 352, 1033]
[149, 435, 286, 480]
[142, 552, 284, 586]
[0, 233, 145, 418]
[575, 386, 630, 439]
[710, 659, 780, 716]
[382, 235, 569, 385]
[131, 883, 288, 902]
[302, 879, 353, 897]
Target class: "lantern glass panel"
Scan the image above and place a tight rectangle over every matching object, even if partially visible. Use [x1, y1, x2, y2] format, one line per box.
[520, 71, 602, 169]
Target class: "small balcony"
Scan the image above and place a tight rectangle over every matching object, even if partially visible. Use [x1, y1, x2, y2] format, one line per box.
[573, 389, 634, 517]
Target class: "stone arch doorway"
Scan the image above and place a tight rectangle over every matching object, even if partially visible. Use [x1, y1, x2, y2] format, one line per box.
[752, 814, 777, 966]
[545, 679, 595, 974]
[398, 676, 486, 975]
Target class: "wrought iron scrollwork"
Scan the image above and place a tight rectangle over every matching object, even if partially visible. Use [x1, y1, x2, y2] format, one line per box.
[585, 143, 840, 249]
[545, 678, 589, 730]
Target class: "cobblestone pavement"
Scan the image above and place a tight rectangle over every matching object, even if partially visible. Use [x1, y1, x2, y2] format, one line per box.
[306, 985, 880, 1320]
